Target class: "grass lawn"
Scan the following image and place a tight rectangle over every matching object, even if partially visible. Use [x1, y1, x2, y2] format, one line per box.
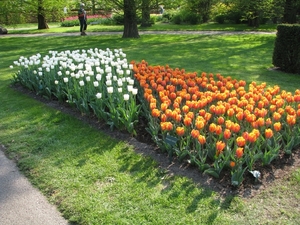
[6, 21, 278, 34]
[0, 24, 300, 224]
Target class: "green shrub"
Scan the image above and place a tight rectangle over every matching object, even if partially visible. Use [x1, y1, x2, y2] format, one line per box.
[112, 14, 124, 25]
[61, 20, 79, 27]
[272, 24, 300, 74]
[226, 9, 243, 24]
[61, 17, 114, 27]
[170, 9, 200, 25]
[215, 14, 226, 24]
[184, 12, 200, 25]
[153, 14, 163, 22]
[171, 14, 182, 24]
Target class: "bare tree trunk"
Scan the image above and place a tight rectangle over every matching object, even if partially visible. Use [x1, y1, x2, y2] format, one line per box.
[37, 0, 48, 29]
[141, 0, 151, 27]
[123, 0, 140, 38]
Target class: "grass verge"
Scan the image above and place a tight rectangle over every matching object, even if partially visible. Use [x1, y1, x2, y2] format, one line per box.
[0, 32, 299, 224]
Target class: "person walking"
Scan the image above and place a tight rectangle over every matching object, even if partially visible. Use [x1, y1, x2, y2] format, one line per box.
[78, 3, 87, 35]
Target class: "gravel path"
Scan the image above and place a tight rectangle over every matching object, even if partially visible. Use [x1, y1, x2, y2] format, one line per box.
[0, 145, 70, 225]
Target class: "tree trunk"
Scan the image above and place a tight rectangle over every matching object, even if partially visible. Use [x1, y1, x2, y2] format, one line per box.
[123, 0, 140, 38]
[37, 0, 49, 29]
[141, 0, 151, 27]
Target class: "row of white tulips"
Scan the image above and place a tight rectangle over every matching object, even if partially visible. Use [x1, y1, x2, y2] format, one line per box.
[11, 48, 141, 135]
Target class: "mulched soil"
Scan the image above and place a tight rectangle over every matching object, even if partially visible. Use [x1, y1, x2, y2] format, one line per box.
[11, 84, 300, 198]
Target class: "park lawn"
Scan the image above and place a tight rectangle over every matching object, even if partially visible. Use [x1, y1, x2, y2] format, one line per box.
[0, 33, 299, 224]
[6, 21, 278, 34]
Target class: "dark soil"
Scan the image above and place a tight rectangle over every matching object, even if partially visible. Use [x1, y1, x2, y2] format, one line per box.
[11, 85, 300, 198]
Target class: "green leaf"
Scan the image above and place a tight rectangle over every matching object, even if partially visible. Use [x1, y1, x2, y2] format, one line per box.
[203, 168, 220, 178]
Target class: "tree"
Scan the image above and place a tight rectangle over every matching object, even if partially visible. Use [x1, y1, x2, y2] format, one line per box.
[123, 0, 140, 38]
[186, 0, 214, 23]
[283, 0, 298, 23]
[0, 0, 27, 25]
[140, 0, 151, 27]
[37, 0, 48, 29]
[0, 0, 67, 28]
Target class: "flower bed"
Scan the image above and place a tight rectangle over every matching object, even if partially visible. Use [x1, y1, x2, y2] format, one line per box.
[11, 48, 140, 135]
[61, 14, 113, 27]
[132, 60, 300, 186]
[10, 50, 300, 186]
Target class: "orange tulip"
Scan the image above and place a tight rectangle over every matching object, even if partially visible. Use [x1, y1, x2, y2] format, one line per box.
[216, 141, 226, 156]
[297, 109, 300, 117]
[215, 125, 223, 135]
[225, 120, 233, 130]
[287, 115, 296, 126]
[248, 131, 258, 143]
[223, 129, 231, 139]
[252, 129, 260, 138]
[160, 122, 173, 131]
[236, 147, 244, 158]
[182, 105, 189, 114]
[195, 119, 205, 130]
[236, 111, 244, 121]
[256, 117, 265, 127]
[266, 118, 272, 126]
[191, 129, 200, 139]
[183, 116, 192, 127]
[230, 161, 236, 168]
[151, 109, 161, 117]
[265, 128, 273, 139]
[272, 112, 281, 121]
[217, 116, 225, 125]
[236, 136, 246, 147]
[198, 135, 206, 145]
[204, 112, 212, 121]
[209, 123, 217, 133]
[176, 127, 185, 136]
[160, 113, 167, 122]
[231, 123, 241, 133]
[160, 102, 168, 111]
[227, 108, 235, 117]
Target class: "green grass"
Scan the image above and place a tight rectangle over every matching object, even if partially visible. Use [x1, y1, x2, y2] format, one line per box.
[6, 21, 278, 34]
[0, 27, 300, 224]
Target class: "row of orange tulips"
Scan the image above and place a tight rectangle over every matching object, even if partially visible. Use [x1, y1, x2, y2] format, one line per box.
[132, 60, 300, 186]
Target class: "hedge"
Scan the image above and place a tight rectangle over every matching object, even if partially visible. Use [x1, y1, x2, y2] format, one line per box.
[272, 24, 300, 74]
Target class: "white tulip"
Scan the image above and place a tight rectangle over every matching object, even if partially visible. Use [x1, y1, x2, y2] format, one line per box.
[96, 93, 102, 99]
[106, 80, 112, 86]
[107, 86, 113, 93]
[96, 74, 102, 81]
[132, 88, 138, 95]
[127, 85, 133, 92]
[117, 79, 123, 87]
[79, 80, 85, 86]
[123, 94, 130, 101]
